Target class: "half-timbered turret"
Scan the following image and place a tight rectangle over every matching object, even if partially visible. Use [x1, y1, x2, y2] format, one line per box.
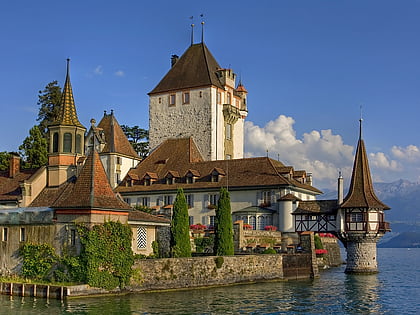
[337, 119, 391, 273]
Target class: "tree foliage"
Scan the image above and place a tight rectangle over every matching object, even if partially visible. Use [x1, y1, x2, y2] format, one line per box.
[214, 187, 234, 256]
[20, 243, 57, 280]
[121, 125, 149, 159]
[0, 152, 11, 171]
[78, 221, 134, 290]
[170, 188, 192, 258]
[37, 80, 62, 136]
[19, 125, 48, 168]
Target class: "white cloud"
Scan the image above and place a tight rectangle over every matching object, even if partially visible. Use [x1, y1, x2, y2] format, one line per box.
[115, 70, 125, 77]
[94, 65, 103, 75]
[245, 114, 420, 188]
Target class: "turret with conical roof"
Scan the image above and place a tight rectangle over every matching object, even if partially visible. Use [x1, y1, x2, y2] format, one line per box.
[336, 118, 391, 274]
[148, 40, 248, 161]
[47, 59, 86, 187]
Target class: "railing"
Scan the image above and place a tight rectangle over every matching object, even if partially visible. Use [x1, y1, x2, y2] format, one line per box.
[378, 221, 391, 232]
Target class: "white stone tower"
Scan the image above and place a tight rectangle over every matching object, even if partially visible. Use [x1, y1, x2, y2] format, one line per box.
[148, 41, 248, 161]
[337, 119, 390, 273]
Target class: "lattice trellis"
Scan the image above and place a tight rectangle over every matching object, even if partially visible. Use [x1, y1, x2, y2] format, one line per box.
[137, 227, 147, 249]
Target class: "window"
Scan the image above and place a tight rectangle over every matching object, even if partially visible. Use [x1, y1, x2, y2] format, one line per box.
[138, 197, 149, 207]
[164, 195, 173, 206]
[63, 133, 72, 153]
[262, 191, 272, 205]
[209, 215, 216, 228]
[116, 172, 121, 184]
[217, 92, 221, 104]
[158, 97, 162, 104]
[351, 213, 363, 222]
[166, 176, 174, 185]
[169, 94, 176, 106]
[116, 157, 122, 165]
[226, 123, 232, 140]
[182, 92, 190, 104]
[186, 194, 194, 208]
[75, 134, 82, 154]
[211, 173, 219, 182]
[225, 154, 231, 160]
[144, 178, 151, 186]
[70, 229, 76, 246]
[20, 228, 25, 242]
[2, 228, 8, 241]
[124, 198, 131, 205]
[189, 216, 194, 226]
[186, 175, 193, 184]
[227, 92, 231, 105]
[209, 194, 218, 206]
[136, 227, 147, 249]
[199, 91, 202, 98]
[52, 132, 59, 152]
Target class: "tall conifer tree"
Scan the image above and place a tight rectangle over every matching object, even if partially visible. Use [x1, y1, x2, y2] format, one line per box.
[214, 187, 234, 256]
[170, 188, 192, 257]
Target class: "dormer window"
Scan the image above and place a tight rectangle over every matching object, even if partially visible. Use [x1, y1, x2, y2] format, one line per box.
[166, 176, 174, 185]
[143, 172, 157, 186]
[165, 171, 179, 185]
[185, 169, 200, 184]
[211, 168, 225, 183]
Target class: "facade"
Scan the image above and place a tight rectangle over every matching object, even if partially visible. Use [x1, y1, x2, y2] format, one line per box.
[149, 42, 248, 161]
[116, 137, 321, 231]
[85, 110, 141, 188]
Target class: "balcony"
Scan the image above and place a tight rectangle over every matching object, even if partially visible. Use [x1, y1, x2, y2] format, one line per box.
[378, 221, 391, 232]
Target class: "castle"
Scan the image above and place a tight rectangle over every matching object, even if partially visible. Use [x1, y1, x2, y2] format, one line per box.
[0, 34, 390, 274]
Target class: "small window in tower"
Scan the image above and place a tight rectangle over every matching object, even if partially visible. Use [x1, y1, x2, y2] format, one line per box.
[227, 92, 231, 105]
[20, 227, 25, 242]
[63, 133, 72, 153]
[183, 92, 190, 104]
[199, 91, 203, 98]
[2, 228, 8, 242]
[217, 92, 221, 104]
[76, 134, 82, 154]
[116, 157, 122, 165]
[52, 132, 59, 153]
[226, 123, 232, 140]
[158, 97, 162, 104]
[169, 94, 176, 106]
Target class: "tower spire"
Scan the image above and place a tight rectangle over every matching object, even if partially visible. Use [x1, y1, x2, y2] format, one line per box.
[200, 14, 205, 43]
[190, 16, 194, 46]
[359, 105, 363, 140]
[55, 59, 84, 127]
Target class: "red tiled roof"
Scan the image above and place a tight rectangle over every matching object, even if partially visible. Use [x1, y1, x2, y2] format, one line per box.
[97, 112, 140, 159]
[149, 43, 224, 94]
[53, 149, 131, 210]
[0, 169, 37, 202]
[116, 137, 321, 194]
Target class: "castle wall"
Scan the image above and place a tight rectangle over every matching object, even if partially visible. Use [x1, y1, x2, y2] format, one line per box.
[345, 234, 382, 273]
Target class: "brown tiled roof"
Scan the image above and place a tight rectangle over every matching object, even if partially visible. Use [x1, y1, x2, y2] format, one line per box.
[53, 149, 131, 210]
[128, 210, 170, 224]
[97, 112, 140, 159]
[0, 169, 37, 202]
[293, 200, 338, 214]
[51, 59, 84, 128]
[279, 193, 301, 201]
[149, 43, 224, 94]
[116, 137, 321, 194]
[341, 137, 390, 210]
[30, 179, 75, 207]
[236, 83, 247, 93]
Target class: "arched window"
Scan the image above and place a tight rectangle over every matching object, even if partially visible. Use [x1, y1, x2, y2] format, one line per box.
[52, 132, 59, 152]
[63, 133, 72, 153]
[75, 134, 82, 154]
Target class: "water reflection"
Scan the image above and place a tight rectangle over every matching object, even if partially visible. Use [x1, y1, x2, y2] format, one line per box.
[343, 273, 382, 314]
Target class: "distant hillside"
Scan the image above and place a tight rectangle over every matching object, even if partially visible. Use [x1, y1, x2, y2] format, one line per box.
[379, 232, 420, 248]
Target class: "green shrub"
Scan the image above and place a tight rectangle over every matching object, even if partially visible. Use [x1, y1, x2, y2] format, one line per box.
[262, 248, 277, 254]
[194, 236, 214, 253]
[214, 256, 224, 268]
[20, 243, 57, 281]
[314, 234, 323, 250]
[170, 188, 192, 258]
[214, 187, 234, 256]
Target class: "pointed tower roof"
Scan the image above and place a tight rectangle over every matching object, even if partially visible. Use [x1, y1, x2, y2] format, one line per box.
[97, 111, 140, 159]
[53, 59, 84, 128]
[341, 119, 390, 210]
[149, 43, 224, 94]
[53, 148, 131, 210]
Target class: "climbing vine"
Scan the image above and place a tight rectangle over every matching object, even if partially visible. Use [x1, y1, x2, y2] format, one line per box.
[78, 221, 134, 290]
[20, 243, 57, 280]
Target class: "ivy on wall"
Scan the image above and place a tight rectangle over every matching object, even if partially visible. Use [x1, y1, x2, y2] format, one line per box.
[20, 243, 57, 280]
[78, 221, 134, 290]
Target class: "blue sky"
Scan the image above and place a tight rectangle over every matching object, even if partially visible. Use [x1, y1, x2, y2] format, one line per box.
[0, 1, 419, 188]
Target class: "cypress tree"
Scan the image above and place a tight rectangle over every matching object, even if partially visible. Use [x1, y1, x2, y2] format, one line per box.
[214, 187, 234, 256]
[170, 188, 192, 257]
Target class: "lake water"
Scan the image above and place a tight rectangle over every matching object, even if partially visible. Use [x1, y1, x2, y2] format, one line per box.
[0, 248, 419, 314]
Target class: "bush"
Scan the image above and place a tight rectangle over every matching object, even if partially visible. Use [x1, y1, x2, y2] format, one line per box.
[214, 187, 234, 256]
[170, 188, 192, 258]
[262, 248, 277, 254]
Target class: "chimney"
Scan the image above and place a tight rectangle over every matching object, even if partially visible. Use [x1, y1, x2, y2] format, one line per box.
[306, 172, 313, 186]
[9, 154, 20, 178]
[171, 54, 179, 67]
[338, 171, 344, 204]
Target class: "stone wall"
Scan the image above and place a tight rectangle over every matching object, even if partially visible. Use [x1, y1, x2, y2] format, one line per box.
[321, 235, 343, 267]
[129, 253, 315, 292]
[345, 234, 381, 273]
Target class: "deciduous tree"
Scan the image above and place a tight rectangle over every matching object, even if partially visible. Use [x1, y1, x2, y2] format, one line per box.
[19, 125, 48, 168]
[121, 125, 149, 158]
[170, 188, 192, 257]
[214, 187, 234, 256]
